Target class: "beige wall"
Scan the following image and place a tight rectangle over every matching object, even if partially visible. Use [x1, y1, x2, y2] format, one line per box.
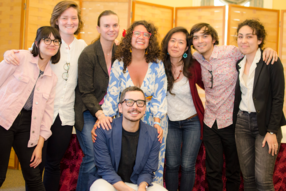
[137, 0, 192, 7]
[273, 0, 286, 10]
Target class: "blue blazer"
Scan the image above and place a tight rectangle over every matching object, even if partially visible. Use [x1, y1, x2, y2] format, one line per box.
[92, 116, 160, 187]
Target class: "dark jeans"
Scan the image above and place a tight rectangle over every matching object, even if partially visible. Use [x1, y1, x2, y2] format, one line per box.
[203, 121, 240, 191]
[0, 109, 45, 191]
[76, 111, 97, 191]
[235, 110, 282, 191]
[165, 116, 202, 191]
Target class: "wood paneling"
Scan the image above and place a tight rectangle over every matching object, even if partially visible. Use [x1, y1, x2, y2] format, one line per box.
[176, 6, 225, 45]
[280, 10, 286, 114]
[132, 1, 173, 43]
[228, 5, 279, 51]
[80, 0, 130, 45]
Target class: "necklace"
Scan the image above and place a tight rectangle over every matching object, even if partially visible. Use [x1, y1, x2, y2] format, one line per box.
[175, 70, 182, 81]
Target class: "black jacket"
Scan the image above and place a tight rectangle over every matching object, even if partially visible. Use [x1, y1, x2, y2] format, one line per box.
[74, 40, 116, 131]
[233, 52, 286, 136]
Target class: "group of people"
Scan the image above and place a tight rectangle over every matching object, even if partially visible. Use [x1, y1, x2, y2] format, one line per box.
[0, 0, 285, 191]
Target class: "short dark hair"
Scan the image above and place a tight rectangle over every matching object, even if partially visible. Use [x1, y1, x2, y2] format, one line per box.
[190, 23, 219, 49]
[236, 19, 266, 49]
[31, 26, 61, 64]
[161, 27, 193, 94]
[50, 1, 83, 35]
[97, 10, 118, 26]
[119, 86, 146, 103]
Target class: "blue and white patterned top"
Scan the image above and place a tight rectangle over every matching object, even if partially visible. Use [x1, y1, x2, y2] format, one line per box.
[102, 59, 168, 185]
[102, 59, 167, 122]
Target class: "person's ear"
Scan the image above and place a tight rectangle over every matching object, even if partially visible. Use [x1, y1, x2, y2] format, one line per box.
[118, 103, 123, 113]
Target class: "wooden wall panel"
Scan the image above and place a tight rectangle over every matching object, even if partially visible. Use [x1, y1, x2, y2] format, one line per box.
[228, 5, 279, 52]
[25, 0, 79, 49]
[132, 1, 173, 43]
[80, 0, 130, 45]
[280, 10, 286, 114]
[176, 6, 225, 45]
[0, 0, 23, 60]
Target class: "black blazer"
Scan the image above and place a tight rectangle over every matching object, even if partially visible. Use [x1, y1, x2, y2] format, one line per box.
[233, 51, 286, 136]
[74, 40, 117, 131]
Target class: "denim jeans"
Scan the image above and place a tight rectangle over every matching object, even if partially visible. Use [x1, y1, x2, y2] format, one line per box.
[235, 110, 282, 191]
[76, 111, 97, 191]
[165, 116, 202, 191]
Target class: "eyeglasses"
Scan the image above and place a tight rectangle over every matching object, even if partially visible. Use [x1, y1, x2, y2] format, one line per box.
[133, 31, 152, 39]
[62, 62, 70, 81]
[42, 38, 61, 46]
[121, 99, 146, 107]
[208, 70, 213, 89]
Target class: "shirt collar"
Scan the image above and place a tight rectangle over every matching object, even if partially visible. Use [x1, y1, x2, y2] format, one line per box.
[30, 55, 53, 77]
[61, 37, 76, 49]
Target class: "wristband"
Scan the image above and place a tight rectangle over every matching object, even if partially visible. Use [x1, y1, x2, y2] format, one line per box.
[153, 122, 161, 127]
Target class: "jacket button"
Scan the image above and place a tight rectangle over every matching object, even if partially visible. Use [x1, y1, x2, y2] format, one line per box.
[32, 131, 34, 133]
[31, 143, 33, 146]
[35, 102, 38, 105]
[34, 117, 36, 119]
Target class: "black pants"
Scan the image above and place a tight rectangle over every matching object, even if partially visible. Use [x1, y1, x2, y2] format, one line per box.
[0, 109, 45, 191]
[26, 115, 73, 191]
[203, 121, 241, 191]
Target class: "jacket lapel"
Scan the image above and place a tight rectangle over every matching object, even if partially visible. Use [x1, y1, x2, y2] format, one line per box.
[112, 116, 123, 171]
[253, 57, 264, 90]
[94, 41, 108, 75]
[133, 121, 148, 173]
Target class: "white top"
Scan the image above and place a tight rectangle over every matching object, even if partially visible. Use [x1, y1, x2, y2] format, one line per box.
[238, 48, 261, 113]
[50, 37, 87, 126]
[167, 76, 197, 121]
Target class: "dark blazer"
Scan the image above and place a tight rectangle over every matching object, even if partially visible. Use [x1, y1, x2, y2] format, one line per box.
[188, 60, 205, 139]
[233, 52, 286, 135]
[74, 40, 117, 131]
[92, 116, 160, 186]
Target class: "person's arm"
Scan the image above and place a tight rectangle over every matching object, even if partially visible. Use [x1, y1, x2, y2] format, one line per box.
[30, 136, 45, 168]
[137, 133, 160, 187]
[94, 127, 122, 184]
[113, 181, 135, 191]
[262, 58, 285, 156]
[193, 60, 204, 90]
[150, 61, 167, 142]
[0, 53, 20, 87]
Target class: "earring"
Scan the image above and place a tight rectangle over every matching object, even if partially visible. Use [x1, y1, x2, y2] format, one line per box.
[183, 53, 188, 58]
[145, 50, 148, 55]
[130, 48, 132, 53]
[167, 52, 169, 55]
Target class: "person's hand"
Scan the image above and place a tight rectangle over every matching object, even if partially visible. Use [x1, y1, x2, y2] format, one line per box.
[154, 124, 163, 143]
[96, 114, 113, 130]
[4, 50, 20, 65]
[114, 39, 120, 46]
[138, 187, 146, 191]
[263, 48, 278, 65]
[91, 124, 97, 143]
[262, 132, 279, 156]
[30, 145, 42, 168]
[138, 182, 147, 191]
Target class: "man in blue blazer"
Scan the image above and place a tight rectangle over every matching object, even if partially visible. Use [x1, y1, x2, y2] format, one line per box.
[89, 86, 167, 191]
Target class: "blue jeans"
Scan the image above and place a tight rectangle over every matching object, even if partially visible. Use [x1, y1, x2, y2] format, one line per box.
[235, 110, 282, 191]
[76, 111, 97, 191]
[165, 116, 202, 191]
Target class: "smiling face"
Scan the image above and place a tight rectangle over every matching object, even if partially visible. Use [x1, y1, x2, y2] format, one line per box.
[168, 32, 188, 59]
[38, 33, 60, 59]
[97, 14, 119, 42]
[237, 25, 261, 57]
[118, 91, 146, 122]
[56, 7, 79, 36]
[192, 27, 215, 58]
[131, 25, 150, 51]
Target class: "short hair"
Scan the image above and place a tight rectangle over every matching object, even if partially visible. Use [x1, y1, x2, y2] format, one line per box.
[31, 26, 61, 64]
[236, 19, 266, 49]
[119, 86, 146, 103]
[189, 23, 219, 49]
[50, 1, 83, 35]
[97, 10, 118, 26]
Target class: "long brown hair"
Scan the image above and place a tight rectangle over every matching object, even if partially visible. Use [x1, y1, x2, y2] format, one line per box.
[114, 20, 161, 72]
[161, 27, 193, 94]
[50, 1, 83, 35]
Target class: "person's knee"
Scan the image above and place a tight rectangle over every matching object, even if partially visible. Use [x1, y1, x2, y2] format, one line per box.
[256, 175, 274, 191]
[90, 179, 115, 191]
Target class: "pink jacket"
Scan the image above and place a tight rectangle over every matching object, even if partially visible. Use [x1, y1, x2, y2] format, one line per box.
[0, 50, 58, 147]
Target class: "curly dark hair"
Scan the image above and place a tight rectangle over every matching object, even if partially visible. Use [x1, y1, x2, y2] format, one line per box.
[189, 23, 219, 50]
[236, 19, 266, 49]
[114, 20, 161, 72]
[161, 27, 193, 95]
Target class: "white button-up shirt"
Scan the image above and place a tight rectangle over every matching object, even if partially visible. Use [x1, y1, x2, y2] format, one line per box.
[238, 48, 261, 113]
[50, 37, 87, 126]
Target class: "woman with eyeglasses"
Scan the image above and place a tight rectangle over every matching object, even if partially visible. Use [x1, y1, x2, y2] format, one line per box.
[92, 20, 167, 185]
[0, 26, 60, 191]
[74, 10, 119, 191]
[3, 1, 87, 190]
[233, 19, 285, 191]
